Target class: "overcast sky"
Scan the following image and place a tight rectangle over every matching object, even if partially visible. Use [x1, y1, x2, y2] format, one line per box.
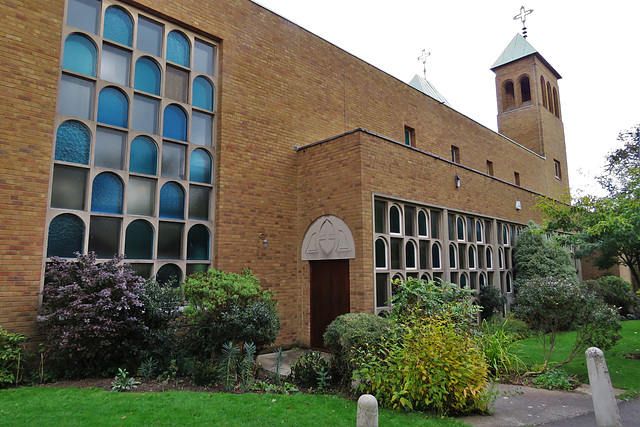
[253, 0, 639, 196]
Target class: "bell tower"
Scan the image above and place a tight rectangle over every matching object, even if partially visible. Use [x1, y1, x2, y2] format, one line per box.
[491, 34, 570, 194]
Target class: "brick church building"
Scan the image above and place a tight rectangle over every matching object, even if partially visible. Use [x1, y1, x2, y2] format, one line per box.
[0, 0, 574, 348]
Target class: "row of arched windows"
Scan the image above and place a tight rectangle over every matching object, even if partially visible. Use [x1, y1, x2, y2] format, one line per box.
[63, 33, 215, 109]
[502, 75, 532, 112]
[55, 120, 212, 182]
[47, 213, 210, 260]
[540, 76, 561, 118]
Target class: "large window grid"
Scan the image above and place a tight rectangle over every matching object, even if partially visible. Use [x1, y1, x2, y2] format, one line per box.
[47, 0, 218, 283]
[374, 198, 519, 312]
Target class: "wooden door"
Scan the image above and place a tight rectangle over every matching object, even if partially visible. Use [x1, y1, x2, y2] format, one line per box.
[310, 259, 350, 349]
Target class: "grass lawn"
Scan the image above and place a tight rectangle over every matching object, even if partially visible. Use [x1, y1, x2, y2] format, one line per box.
[0, 387, 470, 426]
[516, 320, 640, 392]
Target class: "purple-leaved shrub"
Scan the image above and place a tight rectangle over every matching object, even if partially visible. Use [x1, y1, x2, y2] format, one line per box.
[38, 253, 148, 378]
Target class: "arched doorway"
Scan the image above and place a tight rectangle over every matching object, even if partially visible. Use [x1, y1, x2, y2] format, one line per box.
[302, 215, 355, 348]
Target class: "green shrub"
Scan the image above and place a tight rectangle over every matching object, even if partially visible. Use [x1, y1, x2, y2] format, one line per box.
[323, 313, 399, 382]
[0, 326, 29, 388]
[390, 277, 479, 326]
[477, 283, 506, 321]
[513, 223, 579, 284]
[291, 352, 330, 388]
[183, 269, 280, 359]
[587, 276, 639, 317]
[353, 313, 489, 415]
[513, 277, 621, 370]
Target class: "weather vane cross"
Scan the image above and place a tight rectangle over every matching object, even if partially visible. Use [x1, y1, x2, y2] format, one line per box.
[513, 6, 533, 38]
[418, 49, 431, 79]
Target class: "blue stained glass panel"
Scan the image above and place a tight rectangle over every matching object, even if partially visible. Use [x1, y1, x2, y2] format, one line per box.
[55, 121, 91, 164]
[134, 57, 161, 95]
[159, 182, 184, 219]
[163, 105, 187, 141]
[98, 87, 129, 127]
[63, 34, 97, 76]
[104, 6, 133, 47]
[125, 220, 153, 259]
[130, 136, 157, 175]
[66, 0, 100, 34]
[193, 77, 214, 111]
[189, 149, 211, 183]
[91, 172, 124, 214]
[187, 224, 209, 260]
[167, 31, 190, 67]
[47, 213, 84, 258]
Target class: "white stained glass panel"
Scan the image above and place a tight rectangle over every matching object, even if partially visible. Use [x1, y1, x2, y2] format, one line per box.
[59, 74, 94, 120]
[95, 127, 126, 170]
[128, 176, 156, 216]
[191, 111, 212, 146]
[100, 44, 131, 86]
[161, 141, 186, 179]
[132, 94, 159, 135]
[66, 0, 100, 34]
[194, 39, 214, 75]
[137, 17, 163, 57]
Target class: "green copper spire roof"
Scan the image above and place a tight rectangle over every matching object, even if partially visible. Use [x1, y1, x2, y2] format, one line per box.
[408, 75, 451, 107]
[491, 33, 561, 78]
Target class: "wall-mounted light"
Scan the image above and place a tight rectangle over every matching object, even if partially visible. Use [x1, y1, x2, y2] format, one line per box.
[455, 175, 461, 188]
[259, 233, 268, 249]
[515, 201, 522, 210]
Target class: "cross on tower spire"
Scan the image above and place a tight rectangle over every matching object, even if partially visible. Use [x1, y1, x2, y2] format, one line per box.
[513, 6, 533, 38]
[417, 49, 431, 79]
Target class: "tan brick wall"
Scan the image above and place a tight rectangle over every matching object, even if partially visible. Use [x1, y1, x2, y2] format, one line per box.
[2, 0, 574, 346]
[0, 0, 63, 337]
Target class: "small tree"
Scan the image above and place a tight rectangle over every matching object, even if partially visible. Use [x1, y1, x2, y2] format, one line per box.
[477, 283, 506, 321]
[513, 277, 621, 371]
[513, 222, 578, 284]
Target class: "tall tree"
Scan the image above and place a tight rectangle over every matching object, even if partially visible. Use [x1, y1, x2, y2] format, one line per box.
[537, 125, 640, 292]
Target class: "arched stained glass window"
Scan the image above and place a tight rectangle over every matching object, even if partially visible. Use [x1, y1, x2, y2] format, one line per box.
[476, 220, 483, 243]
[91, 172, 124, 214]
[405, 241, 416, 269]
[432, 243, 441, 269]
[486, 247, 493, 269]
[125, 220, 153, 259]
[167, 31, 190, 67]
[55, 120, 91, 164]
[47, 213, 84, 258]
[163, 104, 187, 141]
[469, 246, 476, 269]
[498, 248, 505, 269]
[159, 182, 184, 219]
[457, 217, 465, 241]
[460, 273, 468, 288]
[189, 149, 211, 183]
[193, 76, 214, 111]
[418, 210, 428, 237]
[449, 244, 457, 269]
[389, 205, 401, 234]
[135, 57, 161, 95]
[63, 34, 97, 76]
[130, 136, 157, 175]
[104, 6, 133, 47]
[156, 263, 182, 287]
[375, 238, 387, 269]
[98, 87, 129, 128]
[187, 224, 210, 260]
